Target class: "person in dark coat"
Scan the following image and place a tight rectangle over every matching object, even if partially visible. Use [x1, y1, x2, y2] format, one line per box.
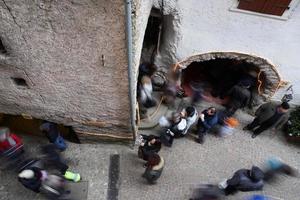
[222, 166, 264, 195]
[226, 81, 252, 116]
[18, 167, 47, 193]
[40, 122, 67, 151]
[160, 113, 187, 147]
[243, 102, 290, 138]
[196, 107, 219, 144]
[138, 134, 161, 162]
[142, 153, 164, 184]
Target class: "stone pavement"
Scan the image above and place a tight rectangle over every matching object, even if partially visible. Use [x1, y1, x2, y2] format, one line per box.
[1, 109, 300, 200]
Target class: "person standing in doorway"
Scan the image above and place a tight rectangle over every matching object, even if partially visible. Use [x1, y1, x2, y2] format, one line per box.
[243, 102, 290, 138]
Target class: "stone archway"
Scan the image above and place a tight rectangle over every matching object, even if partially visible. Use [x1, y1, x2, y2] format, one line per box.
[175, 52, 283, 100]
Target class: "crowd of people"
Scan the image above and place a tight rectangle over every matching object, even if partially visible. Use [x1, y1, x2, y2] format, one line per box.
[136, 63, 297, 198]
[0, 122, 80, 200]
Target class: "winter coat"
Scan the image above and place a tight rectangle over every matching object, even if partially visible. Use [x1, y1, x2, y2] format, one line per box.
[18, 167, 44, 193]
[226, 167, 264, 192]
[254, 102, 290, 130]
[143, 156, 164, 184]
[198, 110, 219, 130]
[138, 135, 161, 161]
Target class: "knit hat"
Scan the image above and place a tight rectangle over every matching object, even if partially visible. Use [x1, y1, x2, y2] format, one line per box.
[19, 169, 35, 179]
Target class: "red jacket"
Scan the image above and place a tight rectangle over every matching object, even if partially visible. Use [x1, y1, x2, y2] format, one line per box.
[0, 134, 22, 153]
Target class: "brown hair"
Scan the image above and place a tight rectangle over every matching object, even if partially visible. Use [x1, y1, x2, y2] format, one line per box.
[147, 153, 161, 168]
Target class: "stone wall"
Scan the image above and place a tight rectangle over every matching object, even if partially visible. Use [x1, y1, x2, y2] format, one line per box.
[0, 0, 132, 140]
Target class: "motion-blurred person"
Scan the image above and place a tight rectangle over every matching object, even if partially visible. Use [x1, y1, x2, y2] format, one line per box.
[137, 63, 157, 109]
[0, 127, 23, 155]
[41, 144, 80, 182]
[243, 102, 290, 138]
[40, 122, 67, 151]
[18, 167, 47, 193]
[219, 166, 264, 195]
[190, 184, 223, 200]
[263, 157, 298, 182]
[142, 153, 164, 184]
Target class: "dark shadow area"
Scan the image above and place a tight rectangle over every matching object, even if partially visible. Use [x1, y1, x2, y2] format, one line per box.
[0, 114, 80, 144]
[0, 37, 7, 54]
[141, 8, 162, 63]
[181, 59, 266, 104]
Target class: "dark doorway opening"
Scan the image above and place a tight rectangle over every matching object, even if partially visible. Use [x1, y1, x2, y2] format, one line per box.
[181, 59, 266, 105]
[0, 114, 80, 144]
[141, 8, 162, 63]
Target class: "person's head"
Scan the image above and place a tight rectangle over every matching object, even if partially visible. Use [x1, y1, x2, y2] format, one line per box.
[207, 107, 216, 116]
[278, 102, 290, 113]
[249, 166, 264, 182]
[186, 106, 196, 117]
[147, 153, 161, 168]
[0, 127, 10, 142]
[148, 135, 159, 145]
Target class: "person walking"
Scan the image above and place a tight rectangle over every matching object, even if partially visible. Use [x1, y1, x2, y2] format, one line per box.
[220, 166, 264, 195]
[243, 102, 290, 138]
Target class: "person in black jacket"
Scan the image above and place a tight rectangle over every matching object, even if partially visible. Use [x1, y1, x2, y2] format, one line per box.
[138, 134, 161, 162]
[18, 167, 46, 193]
[221, 166, 264, 195]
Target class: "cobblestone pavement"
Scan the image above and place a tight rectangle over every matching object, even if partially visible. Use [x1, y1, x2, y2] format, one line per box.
[1, 110, 299, 200]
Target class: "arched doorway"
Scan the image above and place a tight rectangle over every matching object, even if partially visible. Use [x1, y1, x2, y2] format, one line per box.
[175, 52, 282, 105]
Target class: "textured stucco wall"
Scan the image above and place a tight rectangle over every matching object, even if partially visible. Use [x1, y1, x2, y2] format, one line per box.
[154, 0, 300, 104]
[0, 0, 131, 139]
